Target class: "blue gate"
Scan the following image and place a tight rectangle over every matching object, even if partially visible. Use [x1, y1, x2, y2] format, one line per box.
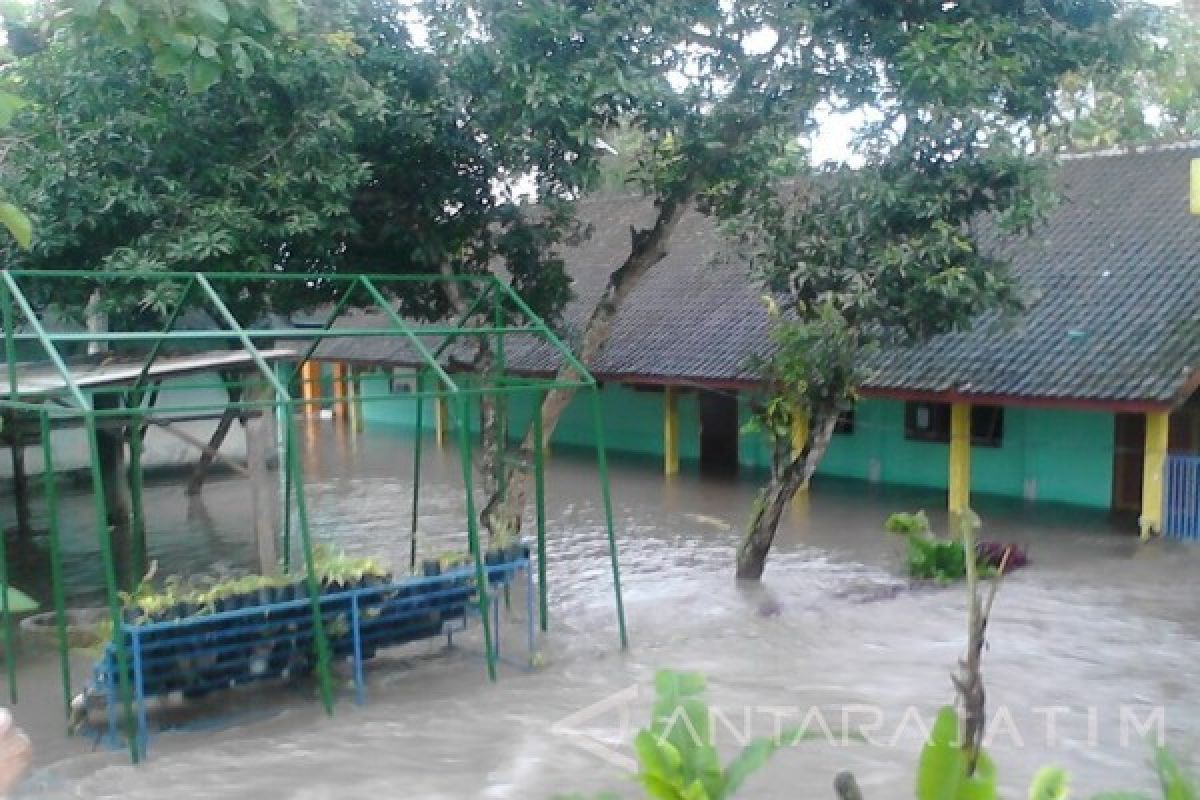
[1165, 455, 1200, 540]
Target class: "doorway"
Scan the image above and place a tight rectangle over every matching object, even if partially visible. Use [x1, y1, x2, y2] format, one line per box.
[1112, 412, 1145, 512]
[699, 390, 739, 475]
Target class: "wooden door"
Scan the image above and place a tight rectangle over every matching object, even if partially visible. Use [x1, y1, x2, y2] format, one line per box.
[1113, 412, 1145, 512]
[699, 390, 739, 476]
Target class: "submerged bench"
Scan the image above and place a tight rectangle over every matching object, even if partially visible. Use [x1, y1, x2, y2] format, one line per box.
[86, 551, 533, 758]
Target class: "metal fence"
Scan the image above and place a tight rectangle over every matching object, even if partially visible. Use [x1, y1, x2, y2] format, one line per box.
[1165, 455, 1200, 540]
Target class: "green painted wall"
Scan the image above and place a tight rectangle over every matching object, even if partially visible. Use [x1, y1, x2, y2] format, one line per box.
[738, 395, 1114, 509]
[359, 374, 701, 461]
[358, 374, 1116, 510]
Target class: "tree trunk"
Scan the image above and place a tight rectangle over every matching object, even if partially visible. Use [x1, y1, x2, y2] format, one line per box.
[735, 411, 839, 581]
[482, 197, 690, 538]
[94, 394, 134, 591]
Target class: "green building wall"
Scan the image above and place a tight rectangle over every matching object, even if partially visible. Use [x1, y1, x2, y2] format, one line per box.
[357, 371, 1115, 510]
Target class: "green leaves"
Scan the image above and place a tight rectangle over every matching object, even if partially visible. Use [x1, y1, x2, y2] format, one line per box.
[0, 90, 27, 126]
[62, 0, 303, 93]
[0, 202, 32, 249]
[1029, 767, 1070, 800]
[621, 669, 823, 800]
[916, 706, 996, 800]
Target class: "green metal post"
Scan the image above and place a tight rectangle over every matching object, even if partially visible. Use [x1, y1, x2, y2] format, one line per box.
[285, 409, 335, 713]
[85, 417, 139, 762]
[588, 388, 628, 649]
[39, 411, 72, 722]
[456, 395, 496, 681]
[410, 371, 424, 572]
[2, 279, 17, 404]
[0, 281, 18, 702]
[127, 410, 147, 582]
[493, 294, 507, 500]
[282, 427, 293, 573]
[532, 391, 548, 632]
[0, 458, 13, 704]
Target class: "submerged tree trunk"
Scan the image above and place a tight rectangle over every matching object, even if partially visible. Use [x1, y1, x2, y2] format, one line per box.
[482, 197, 690, 540]
[94, 394, 134, 591]
[736, 411, 839, 581]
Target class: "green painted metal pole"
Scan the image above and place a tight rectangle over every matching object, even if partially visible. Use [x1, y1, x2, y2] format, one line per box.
[0, 272, 89, 410]
[39, 410, 72, 722]
[2, 279, 18, 404]
[588, 388, 628, 649]
[410, 370, 424, 572]
[493, 295, 507, 500]
[85, 417, 139, 762]
[285, 409, 334, 713]
[0, 281, 21, 696]
[127, 410, 147, 582]
[129, 275, 196, 395]
[0, 451, 14, 704]
[456, 395, 496, 681]
[532, 391, 548, 632]
[282, 424, 293, 573]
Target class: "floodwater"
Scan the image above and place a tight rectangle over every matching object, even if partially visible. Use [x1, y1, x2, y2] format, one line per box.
[2, 421, 1198, 798]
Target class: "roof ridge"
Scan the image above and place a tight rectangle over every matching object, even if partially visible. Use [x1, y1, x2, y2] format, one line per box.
[1056, 138, 1200, 162]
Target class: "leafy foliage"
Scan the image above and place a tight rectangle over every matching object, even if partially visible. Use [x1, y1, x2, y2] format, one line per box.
[560, 669, 836, 800]
[734, 0, 1141, 578]
[1051, 6, 1200, 150]
[62, 0, 301, 92]
[885, 511, 1026, 583]
[0, 0, 579, 328]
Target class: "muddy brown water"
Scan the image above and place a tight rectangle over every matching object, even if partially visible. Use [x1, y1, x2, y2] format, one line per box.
[1, 423, 1198, 798]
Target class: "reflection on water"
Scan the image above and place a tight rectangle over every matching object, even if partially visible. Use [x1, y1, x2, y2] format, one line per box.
[4, 422, 1200, 798]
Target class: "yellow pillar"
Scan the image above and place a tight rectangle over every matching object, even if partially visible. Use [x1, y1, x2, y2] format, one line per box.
[663, 386, 679, 476]
[1190, 159, 1200, 215]
[299, 361, 318, 419]
[1140, 410, 1170, 539]
[791, 411, 810, 496]
[331, 362, 348, 420]
[948, 402, 972, 519]
[434, 395, 446, 447]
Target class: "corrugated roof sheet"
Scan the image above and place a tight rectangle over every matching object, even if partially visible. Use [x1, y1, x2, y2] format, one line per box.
[318, 146, 1200, 407]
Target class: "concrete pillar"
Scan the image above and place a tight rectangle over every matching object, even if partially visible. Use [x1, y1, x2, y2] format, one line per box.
[1140, 410, 1170, 539]
[948, 402, 972, 520]
[663, 386, 679, 476]
[331, 362, 348, 420]
[299, 361, 319, 419]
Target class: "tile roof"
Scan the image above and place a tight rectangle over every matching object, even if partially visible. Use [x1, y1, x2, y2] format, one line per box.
[318, 145, 1200, 408]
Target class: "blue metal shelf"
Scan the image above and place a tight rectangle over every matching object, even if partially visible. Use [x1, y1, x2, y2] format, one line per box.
[86, 556, 534, 759]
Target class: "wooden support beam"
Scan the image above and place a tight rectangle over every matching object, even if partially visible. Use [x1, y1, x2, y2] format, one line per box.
[1140, 410, 1170, 539]
[948, 402, 972, 520]
[663, 386, 679, 476]
[244, 381, 280, 575]
[434, 395, 446, 447]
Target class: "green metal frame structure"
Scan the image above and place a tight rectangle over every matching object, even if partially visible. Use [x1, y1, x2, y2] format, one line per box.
[0, 269, 628, 763]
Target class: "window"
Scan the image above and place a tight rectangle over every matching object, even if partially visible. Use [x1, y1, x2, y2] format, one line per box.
[834, 409, 855, 435]
[904, 402, 1004, 448]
